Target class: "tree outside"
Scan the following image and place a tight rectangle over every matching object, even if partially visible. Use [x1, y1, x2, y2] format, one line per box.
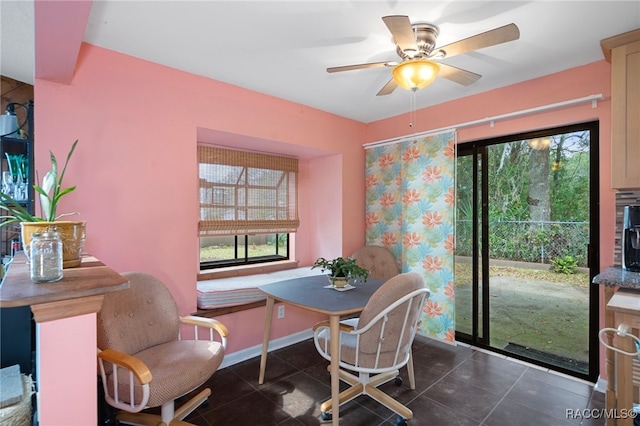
[455, 127, 592, 372]
[456, 130, 591, 267]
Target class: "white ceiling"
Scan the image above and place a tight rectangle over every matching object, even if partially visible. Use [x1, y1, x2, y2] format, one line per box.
[2, 1, 639, 123]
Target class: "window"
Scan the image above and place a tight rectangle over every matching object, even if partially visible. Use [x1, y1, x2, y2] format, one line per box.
[200, 234, 289, 268]
[198, 146, 299, 269]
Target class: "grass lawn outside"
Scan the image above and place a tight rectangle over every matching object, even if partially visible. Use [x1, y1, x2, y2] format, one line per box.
[455, 261, 590, 364]
[200, 244, 283, 262]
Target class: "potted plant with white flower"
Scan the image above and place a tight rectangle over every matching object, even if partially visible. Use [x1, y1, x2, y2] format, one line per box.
[0, 140, 86, 267]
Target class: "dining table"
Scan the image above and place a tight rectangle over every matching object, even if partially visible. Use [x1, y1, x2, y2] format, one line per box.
[258, 274, 385, 425]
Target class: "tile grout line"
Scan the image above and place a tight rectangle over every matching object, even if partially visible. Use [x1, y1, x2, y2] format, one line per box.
[407, 347, 475, 403]
[479, 365, 531, 424]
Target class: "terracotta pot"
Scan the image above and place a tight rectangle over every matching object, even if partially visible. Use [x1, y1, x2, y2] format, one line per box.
[21, 221, 87, 268]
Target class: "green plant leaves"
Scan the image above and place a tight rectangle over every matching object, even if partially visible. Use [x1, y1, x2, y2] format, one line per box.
[0, 140, 78, 225]
[312, 256, 369, 281]
[550, 255, 578, 274]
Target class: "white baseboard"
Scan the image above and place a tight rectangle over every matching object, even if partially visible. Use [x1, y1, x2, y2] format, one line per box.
[594, 375, 607, 393]
[220, 329, 314, 369]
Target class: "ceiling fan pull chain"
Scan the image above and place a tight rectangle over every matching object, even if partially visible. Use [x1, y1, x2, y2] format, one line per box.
[409, 89, 417, 129]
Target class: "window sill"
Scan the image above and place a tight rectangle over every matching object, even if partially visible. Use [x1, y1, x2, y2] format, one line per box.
[197, 259, 300, 282]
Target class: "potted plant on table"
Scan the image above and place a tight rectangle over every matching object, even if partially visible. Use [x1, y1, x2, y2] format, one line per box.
[0, 140, 86, 268]
[312, 256, 369, 288]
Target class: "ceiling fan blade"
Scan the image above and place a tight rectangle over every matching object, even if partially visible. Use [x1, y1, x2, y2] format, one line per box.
[382, 15, 418, 54]
[438, 63, 482, 86]
[376, 78, 398, 96]
[327, 61, 396, 73]
[437, 23, 520, 59]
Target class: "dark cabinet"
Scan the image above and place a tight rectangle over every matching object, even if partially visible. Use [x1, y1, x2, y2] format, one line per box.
[0, 100, 34, 262]
[0, 100, 35, 377]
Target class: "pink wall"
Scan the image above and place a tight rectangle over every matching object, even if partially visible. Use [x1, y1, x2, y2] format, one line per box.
[34, 42, 615, 375]
[37, 315, 96, 425]
[34, 43, 367, 353]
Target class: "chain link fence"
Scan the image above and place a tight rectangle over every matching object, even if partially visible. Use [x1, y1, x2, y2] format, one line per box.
[456, 220, 589, 267]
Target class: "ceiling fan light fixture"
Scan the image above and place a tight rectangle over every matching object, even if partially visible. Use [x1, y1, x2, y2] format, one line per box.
[392, 59, 440, 91]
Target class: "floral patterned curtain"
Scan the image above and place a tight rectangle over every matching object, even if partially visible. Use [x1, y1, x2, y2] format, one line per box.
[364, 130, 456, 343]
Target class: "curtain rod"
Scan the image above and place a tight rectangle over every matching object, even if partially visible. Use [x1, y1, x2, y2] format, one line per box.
[363, 93, 604, 149]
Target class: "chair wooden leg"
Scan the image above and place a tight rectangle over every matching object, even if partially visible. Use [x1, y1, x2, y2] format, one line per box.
[115, 388, 211, 426]
[337, 369, 360, 386]
[116, 410, 163, 425]
[174, 388, 211, 420]
[168, 420, 198, 426]
[367, 370, 399, 388]
[320, 369, 404, 415]
[116, 411, 197, 426]
[326, 363, 360, 386]
[320, 383, 364, 413]
[365, 384, 413, 420]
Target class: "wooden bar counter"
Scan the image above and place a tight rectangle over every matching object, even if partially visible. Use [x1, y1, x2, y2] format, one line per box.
[0, 254, 129, 321]
[606, 289, 640, 426]
[0, 254, 129, 425]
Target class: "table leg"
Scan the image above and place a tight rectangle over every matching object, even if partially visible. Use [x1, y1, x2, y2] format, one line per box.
[258, 297, 275, 385]
[329, 314, 340, 426]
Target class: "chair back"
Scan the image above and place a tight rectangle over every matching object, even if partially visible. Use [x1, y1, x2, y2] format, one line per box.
[354, 272, 428, 369]
[351, 246, 400, 281]
[97, 272, 180, 355]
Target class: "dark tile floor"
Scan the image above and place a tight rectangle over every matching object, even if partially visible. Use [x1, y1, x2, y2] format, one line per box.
[175, 336, 605, 426]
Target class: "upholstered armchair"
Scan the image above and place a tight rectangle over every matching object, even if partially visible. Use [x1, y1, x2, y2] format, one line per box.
[97, 272, 228, 426]
[313, 272, 429, 424]
[351, 245, 400, 281]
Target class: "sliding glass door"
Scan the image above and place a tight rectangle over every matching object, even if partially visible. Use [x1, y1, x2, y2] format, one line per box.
[455, 122, 599, 381]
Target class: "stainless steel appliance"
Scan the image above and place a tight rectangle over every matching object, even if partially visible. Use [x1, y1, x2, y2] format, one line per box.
[622, 205, 640, 272]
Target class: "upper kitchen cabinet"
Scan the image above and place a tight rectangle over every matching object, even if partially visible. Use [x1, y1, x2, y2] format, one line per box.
[601, 29, 640, 190]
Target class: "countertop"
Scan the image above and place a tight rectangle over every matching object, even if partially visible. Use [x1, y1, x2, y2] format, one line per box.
[0, 253, 129, 308]
[593, 266, 640, 289]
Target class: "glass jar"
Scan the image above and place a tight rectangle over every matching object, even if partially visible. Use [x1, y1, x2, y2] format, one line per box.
[30, 231, 63, 283]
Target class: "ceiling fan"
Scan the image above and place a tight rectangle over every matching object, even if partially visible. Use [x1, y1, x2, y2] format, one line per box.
[327, 15, 520, 96]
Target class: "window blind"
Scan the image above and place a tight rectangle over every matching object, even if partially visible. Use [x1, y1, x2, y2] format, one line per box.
[198, 145, 299, 236]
